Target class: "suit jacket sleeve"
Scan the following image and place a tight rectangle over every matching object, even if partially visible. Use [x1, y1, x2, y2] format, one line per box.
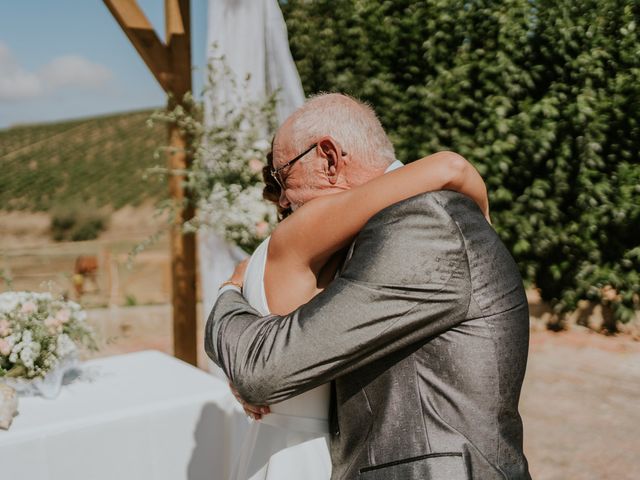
[205, 192, 472, 405]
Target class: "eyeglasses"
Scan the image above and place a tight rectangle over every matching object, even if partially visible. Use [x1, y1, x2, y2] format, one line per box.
[270, 143, 317, 190]
[270, 143, 348, 190]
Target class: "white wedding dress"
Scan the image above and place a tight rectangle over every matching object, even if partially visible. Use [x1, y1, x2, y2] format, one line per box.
[230, 237, 332, 480]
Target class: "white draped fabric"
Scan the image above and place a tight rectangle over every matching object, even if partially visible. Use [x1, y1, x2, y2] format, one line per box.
[199, 0, 305, 378]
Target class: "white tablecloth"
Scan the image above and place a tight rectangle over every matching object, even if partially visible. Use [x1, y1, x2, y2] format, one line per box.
[0, 350, 249, 480]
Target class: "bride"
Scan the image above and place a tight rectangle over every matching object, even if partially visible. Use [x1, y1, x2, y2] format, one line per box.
[222, 136, 490, 480]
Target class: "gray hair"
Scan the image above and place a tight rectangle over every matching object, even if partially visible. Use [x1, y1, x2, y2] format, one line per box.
[281, 93, 396, 168]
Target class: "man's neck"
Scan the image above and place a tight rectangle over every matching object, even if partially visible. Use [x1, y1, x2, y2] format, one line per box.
[345, 160, 403, 188]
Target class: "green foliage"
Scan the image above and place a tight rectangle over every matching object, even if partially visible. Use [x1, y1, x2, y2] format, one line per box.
[50, 207, 108, 242]
[125, 294, 137, 307]
[0, 110, 166, 212]
[282, 0, 640, 326]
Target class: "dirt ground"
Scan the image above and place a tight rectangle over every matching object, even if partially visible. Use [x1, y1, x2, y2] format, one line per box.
[522, 330, 640, 479]
[83, 304, 640, 480]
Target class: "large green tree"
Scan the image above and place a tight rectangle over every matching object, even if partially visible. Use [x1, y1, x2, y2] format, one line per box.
[281, 0, 640, 328]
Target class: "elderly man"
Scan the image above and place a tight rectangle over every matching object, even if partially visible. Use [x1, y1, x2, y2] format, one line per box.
[206, 94, 530, 479]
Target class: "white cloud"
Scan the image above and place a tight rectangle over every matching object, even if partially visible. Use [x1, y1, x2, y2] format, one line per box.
[39, 55, 112, 90]
[0, 43, 112, 102]
[0, 43, 43, 100]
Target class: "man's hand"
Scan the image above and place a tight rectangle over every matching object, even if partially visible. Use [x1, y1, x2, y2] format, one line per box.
[229, 382, 270, 420]
[224, 260, 269, 419]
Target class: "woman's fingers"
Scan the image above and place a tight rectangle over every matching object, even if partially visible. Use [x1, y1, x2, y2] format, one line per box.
[232, 259, 249, 282]
[229, 381, 270, 420]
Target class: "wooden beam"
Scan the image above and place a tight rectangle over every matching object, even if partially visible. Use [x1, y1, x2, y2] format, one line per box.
[165, 0, 192, 95]
[165, 0, 187, 37]
[103, 0, 172, 91]
[167, 126, 197, 366]
[105, 0, 198, 366]
[164, 0, 197, 366]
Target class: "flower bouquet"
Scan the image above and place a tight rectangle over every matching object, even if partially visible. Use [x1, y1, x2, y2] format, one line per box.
[0, 292, 97, 399]
[145, 52, 279, 256]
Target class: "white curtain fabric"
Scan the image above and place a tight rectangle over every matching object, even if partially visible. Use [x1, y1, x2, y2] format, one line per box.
[200, 0, 305, 376]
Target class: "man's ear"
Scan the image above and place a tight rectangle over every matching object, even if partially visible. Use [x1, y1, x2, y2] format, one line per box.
[317, 136, 344, 185]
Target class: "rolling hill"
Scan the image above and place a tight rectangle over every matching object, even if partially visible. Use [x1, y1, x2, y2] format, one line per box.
[0, 109, 167, 212]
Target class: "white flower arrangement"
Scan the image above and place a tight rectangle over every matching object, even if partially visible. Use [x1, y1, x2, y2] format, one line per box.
[145, 50, 279, 254]
[0, 292, 96, 380]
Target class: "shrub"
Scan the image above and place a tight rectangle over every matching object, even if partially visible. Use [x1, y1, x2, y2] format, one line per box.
[50, 207, 108, 242]
[282, 0, 640, 327]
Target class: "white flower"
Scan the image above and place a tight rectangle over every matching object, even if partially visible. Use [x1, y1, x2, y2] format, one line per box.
[4, 332, 19, 349]
[66, 300, 82, 311]
[7, 334, 21, 363]
[19, 341, 41, 369]
[0, 291, 51, 313]
[44, 355, 57, 367]
[0, 291, 94, 378]
[252, 139, 271, 152]
[56, 334, 77, 358]
[0, 292, 24, 312]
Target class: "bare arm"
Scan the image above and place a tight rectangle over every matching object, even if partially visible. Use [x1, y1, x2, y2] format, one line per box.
[207, 193, 472, 405]
[269, 151, 488, 278]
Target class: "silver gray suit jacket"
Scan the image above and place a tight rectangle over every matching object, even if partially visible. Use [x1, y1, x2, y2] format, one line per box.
[206, 191, 531, 479]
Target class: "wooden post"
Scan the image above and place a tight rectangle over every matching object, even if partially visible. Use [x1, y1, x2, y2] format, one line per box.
[104, 0, 197, 365]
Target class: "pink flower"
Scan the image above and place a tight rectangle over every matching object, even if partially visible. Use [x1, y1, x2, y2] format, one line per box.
[249, 159, 264, 174]
[0, 319, 10, 337]
[255, 221, 269, 238]
[0, 338, 11, 356]
[44, 316, 63, 333]
[21, 301, 37, 314]
[55, 309, 71, 324]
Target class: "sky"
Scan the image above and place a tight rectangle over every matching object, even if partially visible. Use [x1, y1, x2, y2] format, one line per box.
[0, 0, 208, 129]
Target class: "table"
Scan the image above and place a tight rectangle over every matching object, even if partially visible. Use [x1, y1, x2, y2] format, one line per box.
[0, 350, 250, 480]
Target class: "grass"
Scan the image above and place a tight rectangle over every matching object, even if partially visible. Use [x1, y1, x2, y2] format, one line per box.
[0, 109, 167, 212]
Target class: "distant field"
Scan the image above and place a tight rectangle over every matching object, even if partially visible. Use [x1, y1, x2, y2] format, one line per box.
[0, 109, 167, 211]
